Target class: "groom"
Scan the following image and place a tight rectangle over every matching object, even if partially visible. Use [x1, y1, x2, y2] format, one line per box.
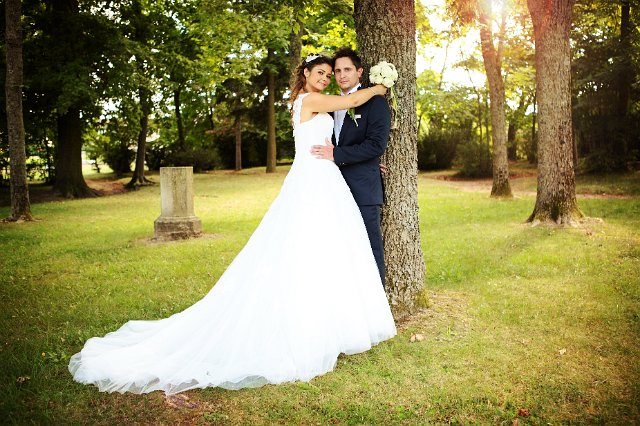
[311, 47, 391, 287]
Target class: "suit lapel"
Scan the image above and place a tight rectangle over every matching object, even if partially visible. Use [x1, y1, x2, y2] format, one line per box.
[338, 112, 349, 145]
[337, 85, 364, 145]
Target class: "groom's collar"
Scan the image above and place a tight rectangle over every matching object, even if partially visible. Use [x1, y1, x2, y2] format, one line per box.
[341, 84, 361, 96]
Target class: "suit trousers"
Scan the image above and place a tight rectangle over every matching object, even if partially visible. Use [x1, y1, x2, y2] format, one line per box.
[358, 204, 385, 287]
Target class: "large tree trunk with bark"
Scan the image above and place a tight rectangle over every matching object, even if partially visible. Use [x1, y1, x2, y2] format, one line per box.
[288, 18, 303, 89]
[5, 0, 32, 221]
[54, 108, 96, 198]
[355, 0, 426, 318]
[127, 88, 153, 188]
[527, 0, 581, 224]
[478, 0, 512, 197]
[265, 48, 277, 173]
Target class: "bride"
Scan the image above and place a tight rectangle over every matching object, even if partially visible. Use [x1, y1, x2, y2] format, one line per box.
[69, 54, 396, 395]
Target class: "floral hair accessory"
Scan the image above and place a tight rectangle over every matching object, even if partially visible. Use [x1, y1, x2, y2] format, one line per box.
[305, 54, 320, 63]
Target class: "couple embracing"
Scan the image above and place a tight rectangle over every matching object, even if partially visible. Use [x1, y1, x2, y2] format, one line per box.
[69, 48, 396, 395]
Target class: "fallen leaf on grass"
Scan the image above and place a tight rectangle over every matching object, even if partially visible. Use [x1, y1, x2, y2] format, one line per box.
[164, 394, 198, 409]
[518, 408, 530, 417]
[410, 333, 426, 342]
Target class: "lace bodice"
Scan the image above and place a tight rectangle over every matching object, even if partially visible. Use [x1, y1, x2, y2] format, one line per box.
[292, 93, 334, 161]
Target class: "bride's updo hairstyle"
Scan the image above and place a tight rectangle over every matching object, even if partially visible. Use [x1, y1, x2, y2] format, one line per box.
[290, 54, 333, 106]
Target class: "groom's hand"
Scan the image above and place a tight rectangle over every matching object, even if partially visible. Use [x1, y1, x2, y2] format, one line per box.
[311, 138, 334, 161]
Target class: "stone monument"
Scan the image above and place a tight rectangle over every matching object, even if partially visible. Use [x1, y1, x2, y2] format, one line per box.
[154, 166, 202, 240]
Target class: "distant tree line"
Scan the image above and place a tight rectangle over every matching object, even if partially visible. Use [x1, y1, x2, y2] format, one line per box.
[0, 0, 355, 197]
[416, 0, 638, 178]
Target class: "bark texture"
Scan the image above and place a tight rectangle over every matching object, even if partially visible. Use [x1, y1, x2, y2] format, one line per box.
[127, 88, 153, 188]
[527, 0, 582, 224]
[174, 87, 186, 151]
[234, 114, 242, 171]
[288, 19, 303, 89]
[355, 0, 426, 318]
[5, 0, 32, 221]
[478, 0, 512, 197]
[265, 48, 277, 173]
[54, 108, 96, 198]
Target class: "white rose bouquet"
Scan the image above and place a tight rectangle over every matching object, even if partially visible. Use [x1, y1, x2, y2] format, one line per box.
[347, 60, 399, 127]
[369, 61, 398, 90]
[347, 60, 399, 128]
[370, 61, 398, 128]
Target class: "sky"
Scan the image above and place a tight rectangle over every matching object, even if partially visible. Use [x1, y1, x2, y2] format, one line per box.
[418, 0, 486, 87]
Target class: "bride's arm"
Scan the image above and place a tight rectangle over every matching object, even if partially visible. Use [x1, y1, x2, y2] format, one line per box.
[302, 85, 387, 113]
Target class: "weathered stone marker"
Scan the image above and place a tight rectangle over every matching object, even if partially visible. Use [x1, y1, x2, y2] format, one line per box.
[154, 167, 202, 240]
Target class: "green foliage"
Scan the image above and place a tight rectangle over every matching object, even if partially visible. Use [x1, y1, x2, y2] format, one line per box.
[456, 139, 493, 178]
[417, 129, 465, 171]
[84, 111, 141, 177]
[572, 0, 640, 170]
[168, 148, 220, 173]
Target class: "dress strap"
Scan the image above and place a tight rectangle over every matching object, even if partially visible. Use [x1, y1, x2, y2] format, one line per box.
[292, 93, 311, 130]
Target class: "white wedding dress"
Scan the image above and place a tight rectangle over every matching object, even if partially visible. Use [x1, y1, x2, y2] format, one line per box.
[69, 93, 397, 394]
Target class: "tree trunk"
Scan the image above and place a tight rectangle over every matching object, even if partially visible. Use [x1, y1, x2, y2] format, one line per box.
[355, 0, 426, 318]
[54, 108, 96, 198]
[127, 88, 153, 188]
[5, 0, 32, 221]
[508, 93, 527, 161]
[288, 18, 303, 89]
[42, 129, 54, 183]
[234, 114, 242, 171]
[617, 0, 631, 118]
[528, 91, 537, 164]
[265, 48, 277, 173]
[476, 91, 483, 144]
[206, 90, 216, 146]
[484, 94, 490, 146]
[507, 122, 517, 160]
[478, 0, 512, 197]
[48, 0, 94, 199]
[527, 0, 582, 224]
[174, 87, 186, 152]
[614, 0, 632, 161]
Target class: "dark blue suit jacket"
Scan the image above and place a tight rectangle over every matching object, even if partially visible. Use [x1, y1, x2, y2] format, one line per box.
[332, 94, 391, 206]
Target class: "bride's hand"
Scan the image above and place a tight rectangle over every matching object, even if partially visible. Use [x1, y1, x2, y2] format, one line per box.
[373, 84, 388, 96]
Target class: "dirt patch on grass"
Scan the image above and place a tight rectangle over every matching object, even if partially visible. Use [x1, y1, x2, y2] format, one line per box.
[426, 174, 637, 199]
[135, 232, 221, 245]
[0, 178, 129, 207]
[88, 179, 128, 196]
[397, 291, 472, 342]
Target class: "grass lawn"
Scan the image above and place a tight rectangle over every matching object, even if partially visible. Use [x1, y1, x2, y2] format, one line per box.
[1, 167, 639, 424]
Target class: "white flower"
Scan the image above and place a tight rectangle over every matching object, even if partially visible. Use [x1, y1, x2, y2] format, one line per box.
[368, 60, 400, 129]
[369, 61, 398, 88]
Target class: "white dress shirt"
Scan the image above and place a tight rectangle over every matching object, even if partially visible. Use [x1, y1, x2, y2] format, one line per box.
[333, 84, 360, 144]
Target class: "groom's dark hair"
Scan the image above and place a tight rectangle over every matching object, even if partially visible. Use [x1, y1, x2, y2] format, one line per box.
[332, 48, 362, 70]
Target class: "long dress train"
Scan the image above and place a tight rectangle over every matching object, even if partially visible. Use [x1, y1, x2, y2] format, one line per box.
[68, 93, 397, 394]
